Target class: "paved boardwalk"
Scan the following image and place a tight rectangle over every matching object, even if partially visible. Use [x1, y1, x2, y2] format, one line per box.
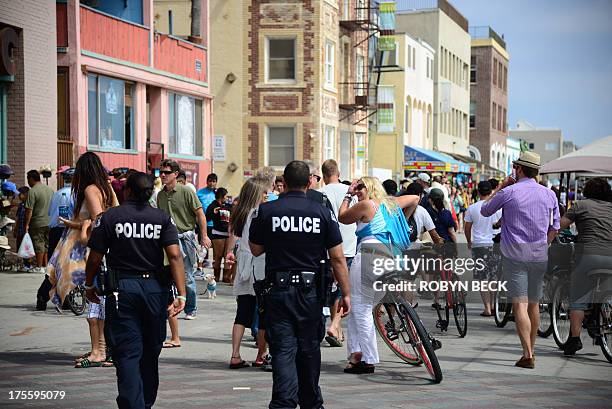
[0, 270, 611, 409]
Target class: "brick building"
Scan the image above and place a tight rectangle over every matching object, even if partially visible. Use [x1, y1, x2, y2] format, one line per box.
[0, 1, 57, 187]
[204, 0, 369, 193]
[469, 25, 509, 172]
[57, 0, 212, 186]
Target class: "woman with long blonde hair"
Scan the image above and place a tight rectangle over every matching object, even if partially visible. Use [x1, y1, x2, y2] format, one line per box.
[338, 176, 419, 374]
[224, 177, 270, 369]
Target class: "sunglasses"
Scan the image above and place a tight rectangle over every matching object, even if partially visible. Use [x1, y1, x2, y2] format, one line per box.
[160, 170, 175, 175]
[310, 174, 321, 182]
[355, 183, 366, 191]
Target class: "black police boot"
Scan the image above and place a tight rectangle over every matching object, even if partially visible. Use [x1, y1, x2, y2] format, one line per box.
[563, 336, 583, 356]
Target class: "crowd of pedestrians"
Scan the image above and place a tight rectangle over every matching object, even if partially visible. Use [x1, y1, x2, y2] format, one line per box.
[0, 148, 610, 407]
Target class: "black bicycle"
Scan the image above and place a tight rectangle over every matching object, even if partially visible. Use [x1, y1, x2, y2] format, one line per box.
[551, 271, 612, 363]
[66, 284, 88, 316]
[372, 271, 443, 383]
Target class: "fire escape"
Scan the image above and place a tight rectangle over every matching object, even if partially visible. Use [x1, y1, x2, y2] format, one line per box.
[339, 1, 401, 124]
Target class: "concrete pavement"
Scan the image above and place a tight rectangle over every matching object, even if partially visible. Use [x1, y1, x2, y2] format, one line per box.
[0, 268, 611, 409]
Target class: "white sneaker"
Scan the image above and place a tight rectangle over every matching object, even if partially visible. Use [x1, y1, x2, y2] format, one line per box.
[29, 267, 46, 274]
[184, 314, 197, 320]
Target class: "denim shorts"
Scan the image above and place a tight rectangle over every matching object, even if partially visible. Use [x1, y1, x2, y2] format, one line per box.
[503, 258, 547, 302]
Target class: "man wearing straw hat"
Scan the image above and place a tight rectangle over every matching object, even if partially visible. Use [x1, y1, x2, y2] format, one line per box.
[481, 151, 559, 369]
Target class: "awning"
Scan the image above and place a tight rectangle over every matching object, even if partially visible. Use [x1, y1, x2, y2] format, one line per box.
[403, 146, 472, 173]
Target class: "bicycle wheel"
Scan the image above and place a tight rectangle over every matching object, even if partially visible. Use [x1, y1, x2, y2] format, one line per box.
[596, 292, 612, 364]
[551, 281, 570, 349]
[373, 302, 421, 365]
[494, 288, 511, 328]
[452, 280, 468, 338]
[537, 302, 553, 338]
[399, 300, 443, 383]
[69, 287, 87, 316]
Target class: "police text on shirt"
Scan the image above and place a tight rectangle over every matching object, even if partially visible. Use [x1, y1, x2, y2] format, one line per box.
[115, 222, 162, 239]
[272, 216, 320, 233]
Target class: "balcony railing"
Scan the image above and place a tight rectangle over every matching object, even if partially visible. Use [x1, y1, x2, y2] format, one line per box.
[396, 0, 468, 32]
[469, 26, 506, 49]
[154, 34, 207, 83]
[57, 2, 68, 48]
[80, 5, 149, 66]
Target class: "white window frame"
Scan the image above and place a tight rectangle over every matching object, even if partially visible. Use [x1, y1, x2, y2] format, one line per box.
[377, 85, 395, 133]
[323, 125, 336, 160]
[356, 54, 365, 96]
[325, 40, 335, 88]
[265, 125, 296, 168]
[265, 37, 297, 84]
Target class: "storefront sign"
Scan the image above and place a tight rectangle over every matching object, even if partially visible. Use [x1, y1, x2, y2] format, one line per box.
[243, 169, 253, 179]
[403, 161, 447, 171]
[212, 135, 225, 161]
[177, 160, 199, 186]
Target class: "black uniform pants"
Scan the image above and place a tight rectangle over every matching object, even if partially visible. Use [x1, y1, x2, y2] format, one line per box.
[104, 278, 168, 409]
[265, 285, 325, 409]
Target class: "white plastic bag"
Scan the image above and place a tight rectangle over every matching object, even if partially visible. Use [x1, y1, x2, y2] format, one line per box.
[18, 232, 35, 259]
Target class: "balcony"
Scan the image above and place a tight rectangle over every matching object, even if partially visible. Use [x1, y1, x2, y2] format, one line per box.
[469, 26, 506, 49]
[80, 5, 149, 66]
[154, 34, 207, 83]
[396, 0, 468, 33]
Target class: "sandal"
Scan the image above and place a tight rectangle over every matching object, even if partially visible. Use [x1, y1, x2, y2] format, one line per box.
[343, 361, 375, 374]
[74, 352, 91, 363]
[163, 341, 181, 348]
[253, 354, 271, 367]
[229, 357, 250, 369]
[325, 335, 343, 347]
[75, 358, 105, 368]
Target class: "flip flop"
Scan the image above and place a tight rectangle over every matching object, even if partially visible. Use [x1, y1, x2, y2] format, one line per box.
[75, 358, 104, 368]
[229, 359, 250, 369]
[74, 352, 91, 363]
[480, 312, 493, 317]
[325, 335, 343, 347]
[163, 341, 181, 348]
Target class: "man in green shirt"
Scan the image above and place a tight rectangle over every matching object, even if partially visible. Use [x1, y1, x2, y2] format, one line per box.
[24, 170, 54, 273]
[157, 159, 211, 324]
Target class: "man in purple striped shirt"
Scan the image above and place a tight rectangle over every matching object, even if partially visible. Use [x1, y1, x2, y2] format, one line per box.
[481, 151, 559, 369]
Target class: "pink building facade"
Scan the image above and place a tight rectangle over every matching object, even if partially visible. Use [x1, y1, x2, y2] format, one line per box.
[57, 0, 212, 186]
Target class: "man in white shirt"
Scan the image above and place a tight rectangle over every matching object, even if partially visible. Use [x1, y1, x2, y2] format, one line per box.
[431, 175, 451, 210]
[464, 181, 502, 316]
[320, 159, 356, 347]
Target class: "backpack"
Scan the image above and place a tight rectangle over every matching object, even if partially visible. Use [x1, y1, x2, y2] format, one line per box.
[377, 204, 412, 255]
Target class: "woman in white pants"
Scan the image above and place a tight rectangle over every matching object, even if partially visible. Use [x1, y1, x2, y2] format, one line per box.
[339, 177, 418, 374]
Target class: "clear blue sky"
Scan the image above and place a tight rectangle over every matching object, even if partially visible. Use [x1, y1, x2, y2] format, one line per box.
[430, 0, 612, 147]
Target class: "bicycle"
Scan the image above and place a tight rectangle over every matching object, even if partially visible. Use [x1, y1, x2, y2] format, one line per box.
[66, 284, 88, 316]
[432, 266, 467, 338]
[372, 271, 443, 383]
[551, 270, 612, 363]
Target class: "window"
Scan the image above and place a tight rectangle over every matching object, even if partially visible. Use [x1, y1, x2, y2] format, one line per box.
[323, 126, 336, 159]
[502, 108, 507, 133]
[356, 54, 365, 96]
[470, 56, 477, 83]
[267, 38, 296, 81]
[407, 45, 411, 68]
[325, 41, 335, 87]
[377, 86, 395, 133]
[493, 58, 497, 86]
[375, 41, 397, 67]
[498, 62, 503, 90]
[87, 74, 134, 150]
[343, 0, 350, 20]
[356, 0, 366, 20]
[503, 66, 508, 91]
[267, 126, 295, 167]
[545, 142, 558, 151]
[355, 132, 365, 177]
[405, 100, 411, 135]
[498, 104, 502, 131]
[470, 102, 476, 128]
[492, 102, 497, 130]
[168, 92, 203, 156]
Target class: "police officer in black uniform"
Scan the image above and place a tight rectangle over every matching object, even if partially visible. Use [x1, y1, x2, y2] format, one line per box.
[249, 160, 352, 409]
[84, 172, 186, 409]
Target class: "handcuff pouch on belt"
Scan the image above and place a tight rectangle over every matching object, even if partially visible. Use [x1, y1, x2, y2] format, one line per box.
[103, 268, 119, 296]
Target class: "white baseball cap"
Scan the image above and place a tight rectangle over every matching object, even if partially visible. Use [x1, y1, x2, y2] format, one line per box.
[417, 173, 431, 183]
